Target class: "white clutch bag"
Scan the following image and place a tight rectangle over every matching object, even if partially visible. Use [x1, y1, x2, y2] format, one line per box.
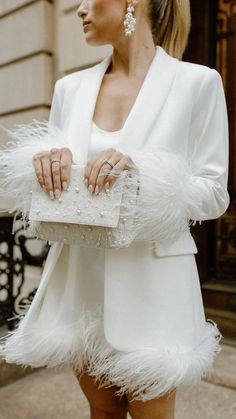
[27, 164, 140, 248]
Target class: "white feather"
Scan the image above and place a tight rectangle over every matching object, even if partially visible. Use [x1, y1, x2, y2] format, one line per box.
[0, 119, 67, 221]
[102, 146, 206, 245]
[0, 304, 222, 402]
[0, 121, 206, 246]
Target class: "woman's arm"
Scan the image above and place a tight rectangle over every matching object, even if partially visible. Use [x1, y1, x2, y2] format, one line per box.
[125, 69, 230, 244]
[185, 69, 229, 220]
[48, 79, 64, 129]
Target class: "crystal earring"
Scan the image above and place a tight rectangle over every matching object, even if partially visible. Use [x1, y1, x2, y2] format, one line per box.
[123, 1, 136, 37]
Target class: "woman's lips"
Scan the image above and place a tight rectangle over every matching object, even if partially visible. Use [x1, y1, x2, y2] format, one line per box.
[83, 23, 91, 30]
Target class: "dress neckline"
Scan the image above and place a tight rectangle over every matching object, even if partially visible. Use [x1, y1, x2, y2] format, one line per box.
[92, 120, 123, 135]
[91, 46, 159, 137]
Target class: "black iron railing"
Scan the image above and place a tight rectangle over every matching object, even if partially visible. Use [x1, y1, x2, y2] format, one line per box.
[0, 214, 49, 330]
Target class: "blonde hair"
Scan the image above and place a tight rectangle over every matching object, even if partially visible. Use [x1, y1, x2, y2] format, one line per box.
[148, 0, 191, 60]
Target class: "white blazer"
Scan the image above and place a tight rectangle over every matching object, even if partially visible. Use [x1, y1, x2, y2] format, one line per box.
[0, 46, 229, 397]
[1, 45, 228, 253]
[48, 44, 229, 255]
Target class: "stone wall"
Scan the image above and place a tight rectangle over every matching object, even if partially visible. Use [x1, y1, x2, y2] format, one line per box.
[0, 0, 112, 143]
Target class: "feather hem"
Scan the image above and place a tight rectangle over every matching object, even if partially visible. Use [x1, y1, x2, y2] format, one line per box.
[0, 304, 223, 402]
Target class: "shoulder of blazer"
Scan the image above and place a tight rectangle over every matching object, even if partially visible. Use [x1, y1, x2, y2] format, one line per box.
[51, 58, 107, 105]
[56, 59, 104, 91]
[176, 59, 222, 87]
[178, 59, 219, 76]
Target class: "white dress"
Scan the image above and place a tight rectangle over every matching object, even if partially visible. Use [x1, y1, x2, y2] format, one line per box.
[0, 120, 222, 402]
[75, 120, 123, 314]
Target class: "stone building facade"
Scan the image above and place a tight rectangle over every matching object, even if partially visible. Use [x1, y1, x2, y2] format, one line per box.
[0, 0, 112, 143]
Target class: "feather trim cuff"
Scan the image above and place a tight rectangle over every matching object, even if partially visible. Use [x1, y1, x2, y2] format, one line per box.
[0, 120, 67, 219]
[117, 147, 208, 244]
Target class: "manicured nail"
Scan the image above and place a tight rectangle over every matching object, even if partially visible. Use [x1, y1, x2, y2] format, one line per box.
[42, 185, 46, 191]
[88, 184, 94, 193]
[62, 182, 67, 191]
[49, 191, 54, 200]
[95, 185, 99, 195]
[105, 182, 109, 189]
[84, 178, 89, 187]
[55, 189, 61, 199]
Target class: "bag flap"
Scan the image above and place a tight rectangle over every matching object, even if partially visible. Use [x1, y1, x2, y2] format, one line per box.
[29, 164, 125, 228]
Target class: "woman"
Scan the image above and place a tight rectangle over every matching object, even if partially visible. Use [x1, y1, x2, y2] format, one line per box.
[0, 1, 230, 418]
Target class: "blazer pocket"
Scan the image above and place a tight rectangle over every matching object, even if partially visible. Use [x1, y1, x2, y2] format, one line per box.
[152, 230, 198, 257]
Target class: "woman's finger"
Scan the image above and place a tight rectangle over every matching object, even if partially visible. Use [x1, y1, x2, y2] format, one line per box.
[41, 152, 54, 199]
[50, 148, 62, 198]
[96, 151, 123, 192]
[83, 148, 117, 193]
[83, 157, 103, 193]
[60, 147, 73, 191]
[32, 154, 44, 189]
[87, 160, 105, 194]
[105, 154, 131, 188]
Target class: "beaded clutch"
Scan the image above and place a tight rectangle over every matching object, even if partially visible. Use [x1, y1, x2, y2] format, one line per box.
[27, 164, 140, 248]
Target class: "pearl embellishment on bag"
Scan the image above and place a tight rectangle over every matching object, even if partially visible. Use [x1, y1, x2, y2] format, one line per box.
[29, 165, 139, 248]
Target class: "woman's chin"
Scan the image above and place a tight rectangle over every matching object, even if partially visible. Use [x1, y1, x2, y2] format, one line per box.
[84, 37, 110, 47]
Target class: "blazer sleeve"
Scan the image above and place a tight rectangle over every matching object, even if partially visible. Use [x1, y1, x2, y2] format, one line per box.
[187, 69, 230, 220]
[0, 78, 67, 216]
[124, 69, 230, 244]
[48, 79, 64, 129]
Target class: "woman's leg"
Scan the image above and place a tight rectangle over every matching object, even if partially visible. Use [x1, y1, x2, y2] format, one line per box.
[74, 370, 128, 419]
[126, 388, 177, 419]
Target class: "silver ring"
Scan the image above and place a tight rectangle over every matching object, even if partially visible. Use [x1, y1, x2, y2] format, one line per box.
[51, 160, 61, 164]
[103, 159, 114, 169]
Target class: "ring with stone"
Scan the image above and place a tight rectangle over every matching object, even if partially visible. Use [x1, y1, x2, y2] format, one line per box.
[103, 159, 114, 169]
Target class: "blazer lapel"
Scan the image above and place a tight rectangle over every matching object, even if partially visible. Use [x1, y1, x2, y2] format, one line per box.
[66, 55, 112, 164]
[66, 46, 179, 164]
[118, 46, 179, 152]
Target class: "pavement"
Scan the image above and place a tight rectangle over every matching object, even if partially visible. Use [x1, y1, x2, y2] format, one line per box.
[0, 342, 235, 419]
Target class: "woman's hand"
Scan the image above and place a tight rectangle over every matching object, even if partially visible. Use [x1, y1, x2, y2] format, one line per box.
[32, 147, 73, 199]
[83, 148, 136, 195]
